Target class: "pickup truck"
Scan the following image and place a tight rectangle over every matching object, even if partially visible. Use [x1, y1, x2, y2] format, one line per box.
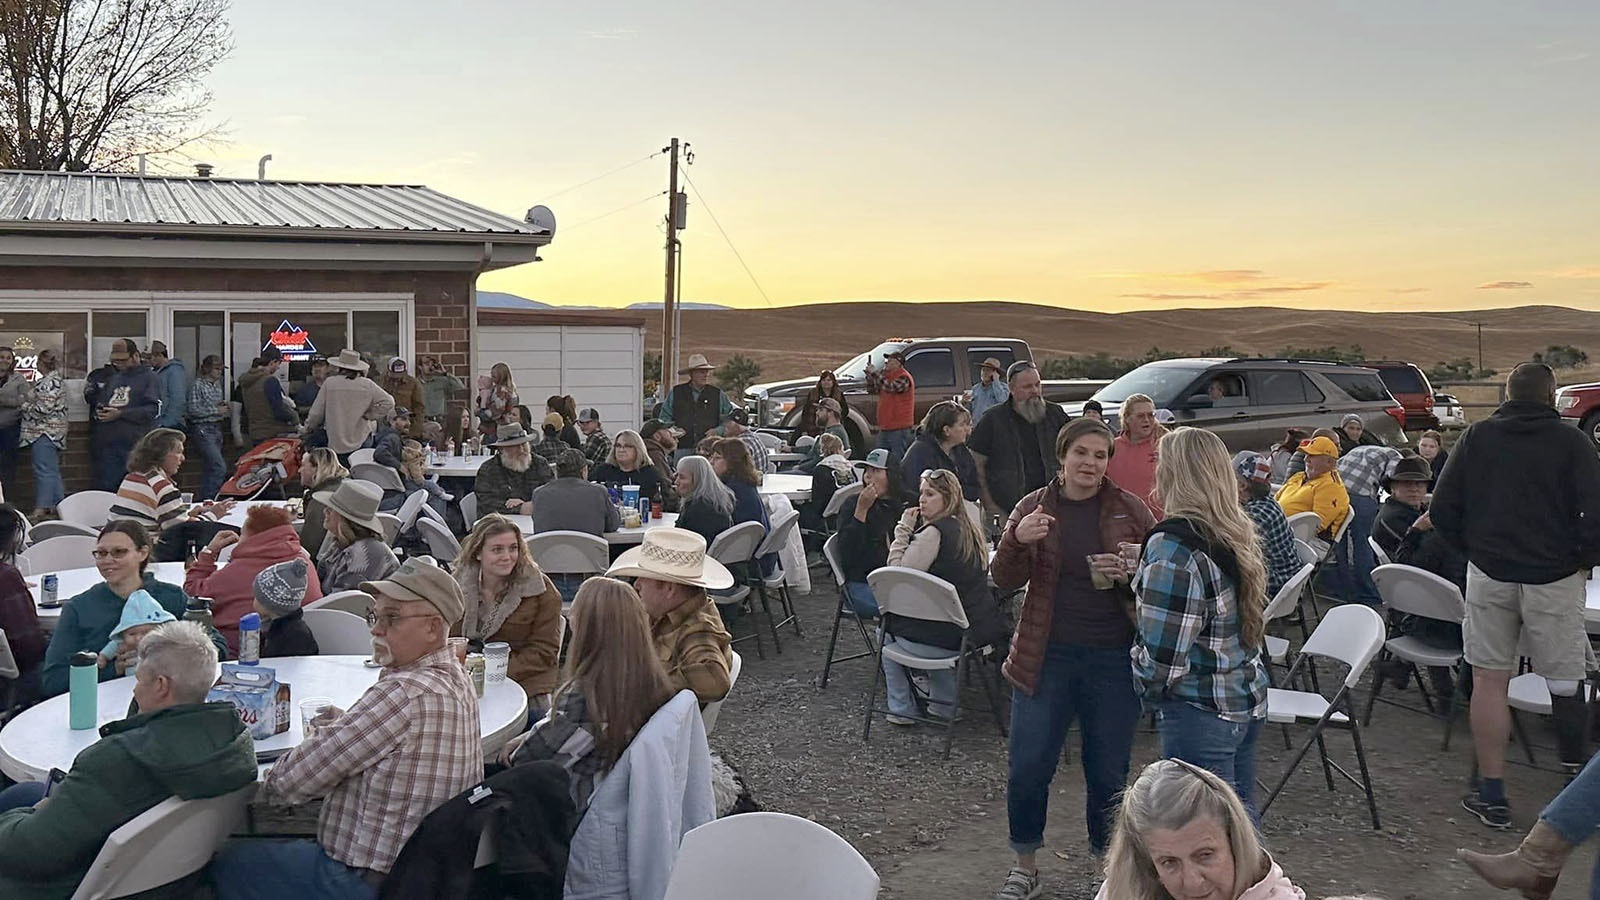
[742, 337, 1105, 455]
[1555, 382, 1600, 446]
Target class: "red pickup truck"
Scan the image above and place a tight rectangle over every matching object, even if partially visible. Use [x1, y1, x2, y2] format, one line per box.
[1555, 382, 1600, 446]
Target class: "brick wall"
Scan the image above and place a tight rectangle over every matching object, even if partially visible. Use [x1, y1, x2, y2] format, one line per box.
[0, 266, 474, 505]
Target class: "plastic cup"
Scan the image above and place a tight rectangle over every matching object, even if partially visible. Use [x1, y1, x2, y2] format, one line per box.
[1088, 555, 1115, 590]
[483, 641, 510, 685]
[448, 637, 469, 665]
[620, 484, 641, 511]
[300, 697, 335, 739]
[180, 492, 194, 506]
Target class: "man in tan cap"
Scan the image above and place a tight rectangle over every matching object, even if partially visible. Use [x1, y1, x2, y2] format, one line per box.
[213, 556, 480, 895]
[607, 529, 734, 706]
[658, 352, 733, 450]
[967, 356, 1009, 424]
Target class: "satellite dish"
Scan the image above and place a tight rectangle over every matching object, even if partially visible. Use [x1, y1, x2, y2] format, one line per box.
[524, 205, 557, 236]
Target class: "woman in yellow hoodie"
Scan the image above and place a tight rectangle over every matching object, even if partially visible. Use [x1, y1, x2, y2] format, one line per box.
[1274, 435, 1349, 543]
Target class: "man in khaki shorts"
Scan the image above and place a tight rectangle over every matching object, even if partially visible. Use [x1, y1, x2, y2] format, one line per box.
[1433, 362, 1600, 830]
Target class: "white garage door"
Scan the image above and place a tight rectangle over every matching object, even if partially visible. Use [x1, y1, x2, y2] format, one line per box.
[476, 324, 643, 431]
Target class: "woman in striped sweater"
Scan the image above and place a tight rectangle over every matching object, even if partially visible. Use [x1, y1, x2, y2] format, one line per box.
[108, 428, 237, 561]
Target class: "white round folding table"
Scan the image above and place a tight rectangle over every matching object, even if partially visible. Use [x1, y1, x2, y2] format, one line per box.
[0, 655, 528, 783]
[426, 454, 493, 478]
[27, 561, 190, 632]
[507, 512, 680, 545]
[759, 472, 811, 503]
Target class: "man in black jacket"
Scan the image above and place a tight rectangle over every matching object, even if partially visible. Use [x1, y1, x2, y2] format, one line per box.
[968, 361, 1069, 518]
[91, 338, 161, 491]
[835, 449, 905, 617]
[1431, 362, 1600, 829]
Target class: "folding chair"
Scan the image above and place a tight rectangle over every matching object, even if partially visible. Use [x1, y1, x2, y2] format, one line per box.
[376, 512, 404, 545]
[416, 517, 462, 564]
[304, 589, 374, 616]
[302, 608, 374, 655]
[802, 481, 861, 568]
[0, 629, 20, 725]
[460, 492, 479, 527]
[18, 534, 98, 574]
[348, 448, 377, 467]
[1367, 536, 1393, 567]
[662, 812, 879, 900]
[396, 490, 430, 533]
[57, 490, 119, 529]
[1285, 511, 1322, 545]
[707, 522, 769, 659]
[1260, 603, 1386, 829]
[1363, 564, 1466, 749]
[526, 530, 610, 618]
[1263, 562, 1317, 679]
[862, 566, 1008, 758]
[700, 650, 743, 736]
[750, 508, 804, 652]
[69, 783, 257, 900]
[819, 533, 875, 688]
[24, 519, 99, 544]
[351, 462, 404, 493]
[1506, 665, 1596, 770]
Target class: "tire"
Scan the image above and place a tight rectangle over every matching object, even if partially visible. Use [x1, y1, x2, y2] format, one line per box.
[1582, 411, 1600, 449]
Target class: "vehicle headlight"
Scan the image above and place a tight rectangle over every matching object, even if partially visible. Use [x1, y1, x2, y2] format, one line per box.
[1558, 394, 1579, 410]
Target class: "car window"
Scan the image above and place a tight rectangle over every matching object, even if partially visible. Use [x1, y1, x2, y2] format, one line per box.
[833, 341, 910, 382]
[1094, 363, 1212, 408]
[1250, 370, 1322, 404]
[1324, 372, 1391, 402]
[1195, 371, 1250, 407]
[966, 348, 1017, 386]
[1378, 366, 1426, 394]
[904, 348, 955, 388]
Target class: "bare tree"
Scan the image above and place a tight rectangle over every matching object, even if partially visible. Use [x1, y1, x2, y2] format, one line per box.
[0, 0, 231, 172]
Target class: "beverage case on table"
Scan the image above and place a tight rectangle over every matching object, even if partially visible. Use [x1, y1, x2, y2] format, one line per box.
[208, 663, 292, 740]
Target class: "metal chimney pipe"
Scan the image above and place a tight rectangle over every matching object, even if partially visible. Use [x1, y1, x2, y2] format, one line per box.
[258, 154, 273, 180]
[194, 163, 214, 178]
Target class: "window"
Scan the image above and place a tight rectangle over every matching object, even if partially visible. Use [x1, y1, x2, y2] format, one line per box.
[353, 310, 402, 371]
[1251, 370, 1324, 405]
[93, 311, 148, 367]
[173, 311, 226, 381]
[1377, 365, 1426, 395]
[0, 311, 89, 380]
[1324, 372, 1391, 403]
[1094, 362, 1212, 408]
[966, 348, 1017, 386]
[904, 348, 955, 388]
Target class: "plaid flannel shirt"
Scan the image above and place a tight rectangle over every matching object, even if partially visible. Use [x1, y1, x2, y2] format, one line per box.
[581, 428, 612, 468]
[1243, 497, 1302, 598]
[1337, 445, 1401, 499]
[652, 593, 733, 706]
[1132, 532, 1269, 722]
[261, 647, 483, 872]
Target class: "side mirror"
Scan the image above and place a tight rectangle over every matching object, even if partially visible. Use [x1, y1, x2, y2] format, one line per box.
[1185, 394, 1213, 409]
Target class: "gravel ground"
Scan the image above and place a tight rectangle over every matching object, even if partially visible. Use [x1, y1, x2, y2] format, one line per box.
[713, 576, 1599, 900]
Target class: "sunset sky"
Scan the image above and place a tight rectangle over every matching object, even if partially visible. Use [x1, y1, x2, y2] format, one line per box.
[196, 2, 1600, 312]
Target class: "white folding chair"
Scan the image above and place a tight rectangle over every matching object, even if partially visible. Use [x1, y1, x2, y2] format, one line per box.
[417, 517, 462, 564]
[700, 650, 742, 737]
[229, 400, 245, 447]
[863, 566, 1008, 758]
[707, 522, 767, 659]
[18, 534, 98, 574]
[1362, 564, 1467, 746]
[69, 783, 257, 900]
[662, 811, 879, 900]
[348, 448, 377, 467]
[350, 462, 404, 493]
[0, 629, 19, 723]
[302, 608, 374, 655]
[375, 512, 403, 545]
[1368, 536, 1393, 567]
[1262, 562, 1316, 672]
[460, 491, 479, 527]
[1285, 511, 1322, 545]
[526, 530, 609, 615]
[24, 519, 100, 545]
[396, 490, 429, 533]
[1260, 603, 1386, 829]
[819, 533, 875, 689]
[57, 490, 119, 529]
[304, 589, 374, 616]
[751, 508, 804, 652]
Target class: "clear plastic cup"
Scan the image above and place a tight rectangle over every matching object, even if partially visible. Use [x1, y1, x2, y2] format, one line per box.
[448, 637, 469, 665]
[300, 697, 335, 739]
[180, 492, 194, 506]
[483, 641, 510, 685]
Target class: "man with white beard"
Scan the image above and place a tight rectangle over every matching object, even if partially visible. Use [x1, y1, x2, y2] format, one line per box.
[969, 361, 1070, 518]
[212, 557, 479, 897]
[473, 422, 555, 516]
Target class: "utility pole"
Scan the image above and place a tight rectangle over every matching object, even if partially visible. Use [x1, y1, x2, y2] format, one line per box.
[1475, 321, 1484, 372]
[659, 138, 688, 402]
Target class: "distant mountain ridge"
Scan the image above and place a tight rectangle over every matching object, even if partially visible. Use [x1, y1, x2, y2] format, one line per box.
[475, 292, 729, 311]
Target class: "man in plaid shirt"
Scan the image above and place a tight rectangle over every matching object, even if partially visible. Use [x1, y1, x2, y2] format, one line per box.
[1233, 451, 1302, 598]
[576, 407, 611, 468]
[1337, 443, 1402, 607]
[213, 557, 481, 898]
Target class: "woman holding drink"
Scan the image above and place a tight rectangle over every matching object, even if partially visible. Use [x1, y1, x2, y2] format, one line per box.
[990, 417, 1156, 900]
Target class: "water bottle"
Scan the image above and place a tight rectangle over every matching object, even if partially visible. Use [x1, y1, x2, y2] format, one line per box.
[238, 613, 261, 665]
[184, 597, 214, 633]
[69, 651, 98, 730]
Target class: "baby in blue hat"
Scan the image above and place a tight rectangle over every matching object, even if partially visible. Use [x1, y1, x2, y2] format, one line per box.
[99, 588, 177, 673]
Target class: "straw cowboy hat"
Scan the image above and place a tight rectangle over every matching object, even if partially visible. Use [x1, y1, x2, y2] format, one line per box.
[607, 528, 734, 590]
[490, 422, 536, 447]
[677, 353, 716, 375]
[312, 479, 386, 534]
[328, 348, 369, 373]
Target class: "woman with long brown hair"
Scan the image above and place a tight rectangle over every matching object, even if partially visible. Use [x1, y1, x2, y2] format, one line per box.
[502, 576, 677, 814]
[453, 514, 563, 710]
[1132, 427, 1271, 817]
[546, 394, 582, 448]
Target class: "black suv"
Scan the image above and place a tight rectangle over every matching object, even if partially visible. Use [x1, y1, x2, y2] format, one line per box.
[1064, 358, 1409, 452]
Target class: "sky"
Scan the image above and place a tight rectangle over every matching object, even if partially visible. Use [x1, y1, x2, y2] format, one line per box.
[193, 1, 1600, 312]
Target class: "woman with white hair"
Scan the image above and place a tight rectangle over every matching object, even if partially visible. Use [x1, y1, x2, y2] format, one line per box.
[590, 428, 672, 507]
[1098, 758, 1305, 900]
[672, 454, 735, 545]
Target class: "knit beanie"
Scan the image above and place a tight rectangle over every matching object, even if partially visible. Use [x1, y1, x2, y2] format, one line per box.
[254, 559, 310, 618]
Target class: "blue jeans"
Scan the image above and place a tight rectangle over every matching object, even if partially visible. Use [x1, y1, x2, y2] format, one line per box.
[876, 428, 913, 468]
[880, 630, 957, 717]
[1007, 643, 1141, 856]
[0, 780, 45, 812]
[96, 436, 134, 492]
[211, 838, 377, 900]
[191, 423, 227, 500]
[549, 573, 586, 604]
[844, 581, 879, 618]
[1538, 750, 1600, 897]
[1335, 493, 1381, 607]
[1157, 700, 1265, 821]
[29, 436, 64, 509]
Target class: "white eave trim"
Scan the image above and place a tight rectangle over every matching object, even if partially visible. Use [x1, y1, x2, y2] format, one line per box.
[0, 234, 542, 271]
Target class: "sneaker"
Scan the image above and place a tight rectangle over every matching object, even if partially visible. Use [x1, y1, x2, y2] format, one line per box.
[1462, 792, 1513, 830]
[994, 866, 1042, 900]
[885, 714, 917, 726]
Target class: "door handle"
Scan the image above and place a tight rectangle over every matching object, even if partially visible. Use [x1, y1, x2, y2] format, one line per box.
[1232, 411, 1250, 418]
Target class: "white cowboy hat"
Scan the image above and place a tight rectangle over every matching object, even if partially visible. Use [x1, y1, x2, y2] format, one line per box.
[677, 353, 716, 375]
[606, 528, 734, 590]
[327, 348, 369, 373]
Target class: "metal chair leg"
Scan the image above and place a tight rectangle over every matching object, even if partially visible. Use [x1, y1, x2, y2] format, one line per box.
[1351, 719, 1382, 829]
[821, 602, 847, 688]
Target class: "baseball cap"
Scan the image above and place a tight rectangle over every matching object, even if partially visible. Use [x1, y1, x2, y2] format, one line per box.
[725, 407, 749, 426]
[817, 397, 843, 416]
[390, 358, 408, 373]
[852, 448, 892, 471]
[1231, 451, 1272, 485]
[1301, 436, 1340, 458]
[577, 408, 600, 423]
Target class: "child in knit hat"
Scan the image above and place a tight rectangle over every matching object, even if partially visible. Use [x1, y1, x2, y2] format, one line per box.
[253, 559, 320, 658]
[99, 589, 177, 673]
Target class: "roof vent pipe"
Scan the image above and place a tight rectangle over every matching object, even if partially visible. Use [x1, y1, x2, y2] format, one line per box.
[194, 163, 214, 178]
[258, 154, 272, 180]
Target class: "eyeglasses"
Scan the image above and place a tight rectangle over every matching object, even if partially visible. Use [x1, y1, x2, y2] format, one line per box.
[92, 547, 135, 560]
[365, 610, 439, 629]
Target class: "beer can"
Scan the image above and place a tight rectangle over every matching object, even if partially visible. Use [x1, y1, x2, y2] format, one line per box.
[42, 574, 58, 606]
[639, 497, 652, 521]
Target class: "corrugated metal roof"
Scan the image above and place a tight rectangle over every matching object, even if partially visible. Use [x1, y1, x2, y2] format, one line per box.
[0, 170, 551, 241]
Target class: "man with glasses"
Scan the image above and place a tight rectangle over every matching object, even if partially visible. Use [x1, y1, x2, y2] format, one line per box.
[969, 361, 1069, 519]
[213, 556, 481, 898]
[91, 338, 160, 491]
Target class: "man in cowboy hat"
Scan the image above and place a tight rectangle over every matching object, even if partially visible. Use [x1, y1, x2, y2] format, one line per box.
[304, 348, 395, 457]
[473, 421, 554, 516]
[658, 352, 733, 450]
[1373, 454, 1465, 591]
[607, 529, 734, 706]
[967, 356, 1009, 424]
[381, 358, 426, 439]
[213, 556, 481, 897]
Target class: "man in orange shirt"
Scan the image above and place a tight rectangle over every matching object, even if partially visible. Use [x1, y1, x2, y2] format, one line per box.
[867, 350, 916, 467]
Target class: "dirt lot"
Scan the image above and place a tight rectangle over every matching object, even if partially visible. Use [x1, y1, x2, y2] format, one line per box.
[712, 579, 1597, 900]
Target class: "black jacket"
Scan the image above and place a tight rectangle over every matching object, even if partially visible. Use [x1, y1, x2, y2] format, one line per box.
[381, 760, 577, 900]
[899, 431, 981, 504]
[968, 401, 1071, 515]
[1431, 400, 1600, 584]
[836, 496, 905, 583]
[885, 516, 1009, 651]
[262, 610, 320, 658]
[1373, 498, 1467, 592]
[676, 498, 733, 547]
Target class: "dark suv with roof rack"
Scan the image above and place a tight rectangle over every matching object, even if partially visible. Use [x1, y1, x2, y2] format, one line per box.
[1063, 357, 1409, 452]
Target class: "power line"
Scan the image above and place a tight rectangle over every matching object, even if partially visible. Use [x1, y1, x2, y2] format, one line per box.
[680, 169, 774, 308]
[564, 191, 667, 232]
[541, 150, 665, 202]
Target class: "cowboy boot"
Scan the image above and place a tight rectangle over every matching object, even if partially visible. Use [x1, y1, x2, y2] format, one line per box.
[1458, 820, 1573, 900]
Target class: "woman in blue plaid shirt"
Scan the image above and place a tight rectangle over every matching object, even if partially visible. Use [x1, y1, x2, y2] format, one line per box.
[1132, 428, 1271, 817]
